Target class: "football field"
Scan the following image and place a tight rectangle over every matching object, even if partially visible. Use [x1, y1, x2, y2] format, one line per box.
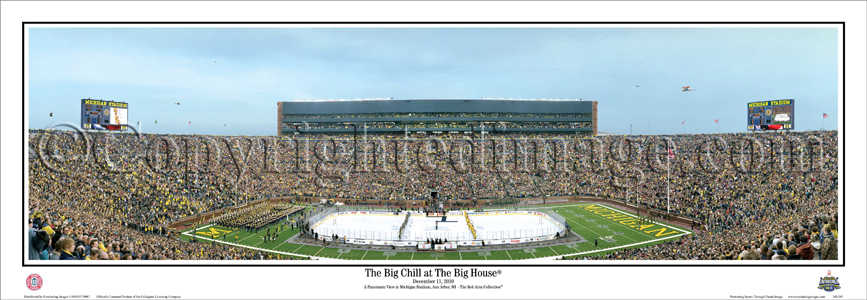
[179, 202, 693, 260]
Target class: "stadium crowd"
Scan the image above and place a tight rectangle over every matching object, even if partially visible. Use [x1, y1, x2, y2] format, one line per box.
[28, 129, 838, 260]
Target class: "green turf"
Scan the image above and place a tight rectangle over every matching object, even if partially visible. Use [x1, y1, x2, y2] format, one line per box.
[532, 247, 557, 258]
[550, 245, 574, 255]
[179, 202, 693, 260]
[294, 245, 324, 256]
[272, 242, 302, 253]
[487, 251, 513, 260]
[390, 252, 413, 260]
[459, 252, 487, 260]
[362, 251, 385, 260]
[338, 250, 366, 260]
[315, 247, 343, 258]
[506, 249, 536, 260]
[412, 253, 439, 260]
[562, 235, 684, 259]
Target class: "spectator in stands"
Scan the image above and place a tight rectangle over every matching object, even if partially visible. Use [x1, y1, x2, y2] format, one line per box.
[759, 245, 770, 260]
[820, 227, 837, 260]
[57, 238, 78, 260]
[786, 245, 802, 260]
[29, 228, 51, 260]
[796, 235, 814, 260]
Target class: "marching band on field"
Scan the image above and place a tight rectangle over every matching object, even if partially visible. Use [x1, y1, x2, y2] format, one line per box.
[211, 203, 303, 231]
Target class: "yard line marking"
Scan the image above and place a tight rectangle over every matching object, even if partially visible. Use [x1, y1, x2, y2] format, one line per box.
[505, 251, 513, 260]
[293, 244, 304, 253]
[238, 231, 260, 243]
[525, 232, 689, 260]
[570, 204, 687, 243]
[459, 252, 463, 260]
[554, 203, 689, 233]
[189, 224, 214, 233]
[567, 216, 621, 245]
[411, 252, 414, 260]
[270, 240, 289, 251]
[549, 246, 559, 255]
[313, 247, 325, 256]
[531, 206, 689, 259]
[179, 230, 332, 260]
[595, 203, 690, 233]
[565, 206, 644, 242]
[592, 221, 640, 243]
[361, 250, 368, 260]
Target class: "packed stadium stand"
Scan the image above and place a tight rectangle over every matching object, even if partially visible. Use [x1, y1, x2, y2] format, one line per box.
[27, 100, 838, 260]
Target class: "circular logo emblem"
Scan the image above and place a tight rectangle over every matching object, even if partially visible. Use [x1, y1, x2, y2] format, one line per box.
[26, 274, 42, 291]
[765, 109, 772, 116]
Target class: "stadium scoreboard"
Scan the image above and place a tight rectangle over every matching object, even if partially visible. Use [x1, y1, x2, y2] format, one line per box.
[80, 98, 128, 131]
[747, 99, 794, 131]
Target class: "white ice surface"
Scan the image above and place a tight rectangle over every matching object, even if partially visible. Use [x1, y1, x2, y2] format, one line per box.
[469, 214, 561, 240]
[313, 212, 562, 241]
[402, 215, 473, 241]
[313, 214, 404, 240]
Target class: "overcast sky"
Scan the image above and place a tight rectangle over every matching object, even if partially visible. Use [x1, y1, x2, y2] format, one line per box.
[27, 27, 838, 135]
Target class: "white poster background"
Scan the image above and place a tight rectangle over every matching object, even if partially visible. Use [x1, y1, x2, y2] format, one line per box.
[3, 1, 864, 300]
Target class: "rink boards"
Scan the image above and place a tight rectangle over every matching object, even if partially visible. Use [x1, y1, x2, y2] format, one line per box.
[310, 210, 567, 247]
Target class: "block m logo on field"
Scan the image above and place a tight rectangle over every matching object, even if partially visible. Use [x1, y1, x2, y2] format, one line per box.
[197, 227, 232, 238]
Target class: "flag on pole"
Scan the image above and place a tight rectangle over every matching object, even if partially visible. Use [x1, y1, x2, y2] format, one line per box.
[681, 121, 685, 125]
[49, 112, 53, 117]
[155, 120, 158, 124]
[823, 113, 828, 118]
[668, 147, 675, 159]
[714, 119, 719, 123]
[189, 121, 191, 125]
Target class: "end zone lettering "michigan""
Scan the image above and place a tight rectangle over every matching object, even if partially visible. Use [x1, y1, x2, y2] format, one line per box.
[581, 205, 680, 237]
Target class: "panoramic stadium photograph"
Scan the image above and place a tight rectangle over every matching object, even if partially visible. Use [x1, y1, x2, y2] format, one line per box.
[25, 26, 840, 263]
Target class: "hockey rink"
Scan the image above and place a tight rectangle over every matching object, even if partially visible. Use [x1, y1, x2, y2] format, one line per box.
[312, 213, 405, 240]
[312, 211, 563, 242]
[469, 213, 563, 240]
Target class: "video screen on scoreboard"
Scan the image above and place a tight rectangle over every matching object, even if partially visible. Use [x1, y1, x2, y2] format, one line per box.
[747, 99, 794, 131]
[80, 98, 129, 131]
